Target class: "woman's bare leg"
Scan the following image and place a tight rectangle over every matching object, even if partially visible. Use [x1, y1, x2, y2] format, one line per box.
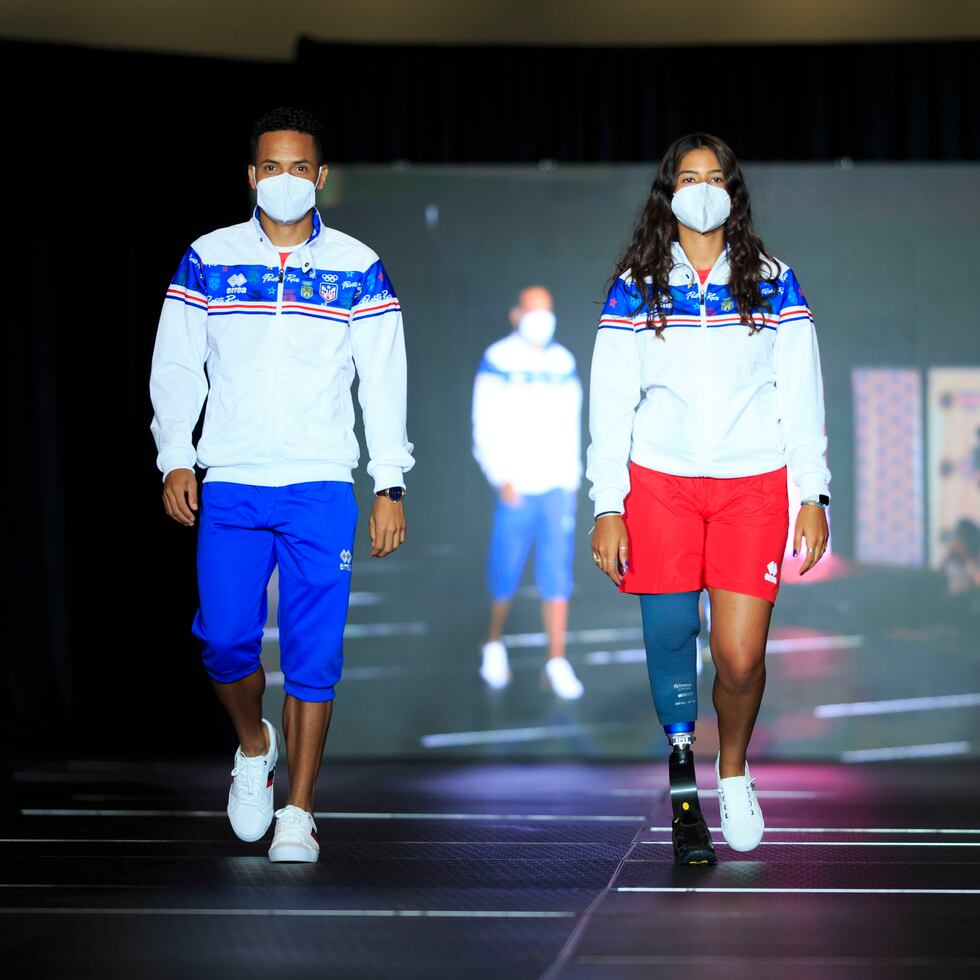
[706, 587, 773, 778]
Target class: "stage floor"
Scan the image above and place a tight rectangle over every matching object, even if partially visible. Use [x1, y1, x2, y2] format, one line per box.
[2, 758, 979, 978]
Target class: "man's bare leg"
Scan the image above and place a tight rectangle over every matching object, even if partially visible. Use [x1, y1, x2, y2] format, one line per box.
[543, 599, 569, 660]
[282, 695, 333, 813]
[212, 666, 269, 757]
[488, 599, 511, 642]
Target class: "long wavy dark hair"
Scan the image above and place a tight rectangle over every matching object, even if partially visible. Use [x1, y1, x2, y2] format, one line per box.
[615, 133, 779, 338]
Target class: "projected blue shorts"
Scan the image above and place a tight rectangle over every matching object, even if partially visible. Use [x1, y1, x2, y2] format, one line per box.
[192, 481, 357, 702]
[487, 488, 576, 601]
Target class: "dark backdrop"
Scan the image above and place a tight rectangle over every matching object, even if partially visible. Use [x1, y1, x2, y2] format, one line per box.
[2, 37, 977, 759]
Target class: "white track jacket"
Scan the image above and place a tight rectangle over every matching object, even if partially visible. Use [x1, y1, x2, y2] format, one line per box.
[150, 209, 414, 491]
[586, 243, 830, 516]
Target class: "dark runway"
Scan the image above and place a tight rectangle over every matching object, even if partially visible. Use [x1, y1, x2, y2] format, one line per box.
[2, 758, 979, 978]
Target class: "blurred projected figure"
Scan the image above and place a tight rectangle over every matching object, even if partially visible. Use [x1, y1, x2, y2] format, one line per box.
[472, 287, 584, 700]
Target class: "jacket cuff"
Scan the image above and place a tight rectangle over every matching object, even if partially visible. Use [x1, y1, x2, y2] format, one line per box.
[797, 474, 830, 502]
[593, 489, 626, 517]
[159, 448, 197, 481]
[372, 466, 406, 494]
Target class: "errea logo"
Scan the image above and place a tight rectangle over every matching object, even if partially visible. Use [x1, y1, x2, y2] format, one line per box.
[339, 549, 352, 572]
[764, 561, 779, 585]
[226, 272, 248, 294]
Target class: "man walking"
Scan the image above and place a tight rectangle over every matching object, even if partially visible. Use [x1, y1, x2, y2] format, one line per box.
[472, 286, 584, 699]
[150, 107, 413, 862]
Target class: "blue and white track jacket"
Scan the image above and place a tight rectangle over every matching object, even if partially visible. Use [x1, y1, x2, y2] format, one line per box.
[150, 208, 414, 491]
[586, 242, 830, 517]
[472, 332, 582, 495]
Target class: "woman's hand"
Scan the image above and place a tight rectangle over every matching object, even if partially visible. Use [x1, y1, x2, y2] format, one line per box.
[794, 504, 829, 575]
[591, 514, 629, 586]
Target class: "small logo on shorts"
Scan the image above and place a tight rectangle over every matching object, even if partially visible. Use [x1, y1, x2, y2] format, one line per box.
[764, 560, 779, 585]
[339, 549, 352, 571]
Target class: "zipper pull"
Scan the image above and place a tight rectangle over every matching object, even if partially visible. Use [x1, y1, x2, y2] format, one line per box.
[278, 265, 284, 284]
[699, 290, 705, 307]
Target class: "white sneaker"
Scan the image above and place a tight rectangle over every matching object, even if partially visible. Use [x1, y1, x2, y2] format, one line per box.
[227, 718, 278, 842]
[268, 805, 320, 863]
[480, 640, 511, 689]
[544, 657, 584, 700]
[716, 754, 765, 852]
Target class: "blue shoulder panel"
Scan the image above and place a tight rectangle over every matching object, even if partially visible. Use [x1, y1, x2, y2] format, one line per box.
[601, 277, 646, 320]
[355, 259, 398, 306]
[171, 247, 207, 292]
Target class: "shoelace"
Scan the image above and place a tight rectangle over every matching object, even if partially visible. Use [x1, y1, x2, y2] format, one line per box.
[275, 807, 315, 840]
[719, 777, 757, 819]
[230, 753, 265, 800]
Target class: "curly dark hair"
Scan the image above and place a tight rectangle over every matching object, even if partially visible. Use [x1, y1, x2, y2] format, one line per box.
[615, 133, 778, 338]
[250, 107, 325, 165]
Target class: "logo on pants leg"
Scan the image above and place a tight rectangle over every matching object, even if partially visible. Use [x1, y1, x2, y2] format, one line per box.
[339, 549, 352, 572]
[764, 560, 778, 585]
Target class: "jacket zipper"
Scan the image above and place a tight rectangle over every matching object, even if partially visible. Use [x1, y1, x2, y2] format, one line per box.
[268, 256, 285, 467]
[686, 245, 727, 474]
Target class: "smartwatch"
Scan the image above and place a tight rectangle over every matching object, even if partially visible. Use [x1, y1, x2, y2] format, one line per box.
[377, 487, 406, 502]
[801, 494, 830, 509]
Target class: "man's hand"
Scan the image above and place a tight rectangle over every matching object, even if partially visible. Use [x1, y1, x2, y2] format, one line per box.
[591, 514, 628, 586]
[499, 482, 522, 506]
[794, 505, 829, 575]
[163, 468, 198, 526]
[369, 495, 406, 558]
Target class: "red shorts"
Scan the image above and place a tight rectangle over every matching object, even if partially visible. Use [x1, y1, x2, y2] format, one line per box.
[620, 463, 790, 603]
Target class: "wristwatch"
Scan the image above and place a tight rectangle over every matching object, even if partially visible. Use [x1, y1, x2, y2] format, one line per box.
[377, 486, 406, 502]
[801, 494, 830, 509]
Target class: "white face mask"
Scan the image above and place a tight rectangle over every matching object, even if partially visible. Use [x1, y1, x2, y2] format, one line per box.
[254, 168, 321, 224]
[517, 309, 557, 347]
[671, 182, 731, 233]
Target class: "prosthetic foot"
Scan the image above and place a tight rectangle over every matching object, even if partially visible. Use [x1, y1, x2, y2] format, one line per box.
[667, 729, 716, 866]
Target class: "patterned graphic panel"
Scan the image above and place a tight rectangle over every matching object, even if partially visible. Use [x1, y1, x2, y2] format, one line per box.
[853, 369, 925, 566]
[927, 368, 980, 571]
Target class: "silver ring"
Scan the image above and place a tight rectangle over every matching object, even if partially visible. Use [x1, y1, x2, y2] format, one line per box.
[808, 548, 816, 553]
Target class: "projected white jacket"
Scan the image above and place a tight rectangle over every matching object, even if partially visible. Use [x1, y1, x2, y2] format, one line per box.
[586, 243, 830, 517]
[472, 333, 583, 495]
[150, 209, 414, 491]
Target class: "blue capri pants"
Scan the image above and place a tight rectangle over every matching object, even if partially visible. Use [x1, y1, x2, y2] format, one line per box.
[192, 481, 357, 702]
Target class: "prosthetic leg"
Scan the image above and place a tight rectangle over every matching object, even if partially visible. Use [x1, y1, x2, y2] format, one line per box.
[639, 593, 716, 865]
[665, 722, 716, 865]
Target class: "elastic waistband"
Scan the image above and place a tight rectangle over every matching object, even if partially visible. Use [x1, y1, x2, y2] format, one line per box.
[202, 462, 354, 488]
[629, 454, 787, 484]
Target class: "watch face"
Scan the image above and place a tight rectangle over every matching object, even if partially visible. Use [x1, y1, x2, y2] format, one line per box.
[387, 487, 404, 502]
[819, 494, 830, 506]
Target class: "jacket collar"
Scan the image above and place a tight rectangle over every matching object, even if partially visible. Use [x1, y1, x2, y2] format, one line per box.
[251, 206, 323, 248]
[669, 239, 731, 287]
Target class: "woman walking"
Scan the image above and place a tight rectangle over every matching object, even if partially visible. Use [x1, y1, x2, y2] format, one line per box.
[586, 134, 830, 863]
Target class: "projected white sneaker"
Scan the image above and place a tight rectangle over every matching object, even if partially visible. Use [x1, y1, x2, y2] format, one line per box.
[545, 657, 584, 700]
[480, 641, 511, 689]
